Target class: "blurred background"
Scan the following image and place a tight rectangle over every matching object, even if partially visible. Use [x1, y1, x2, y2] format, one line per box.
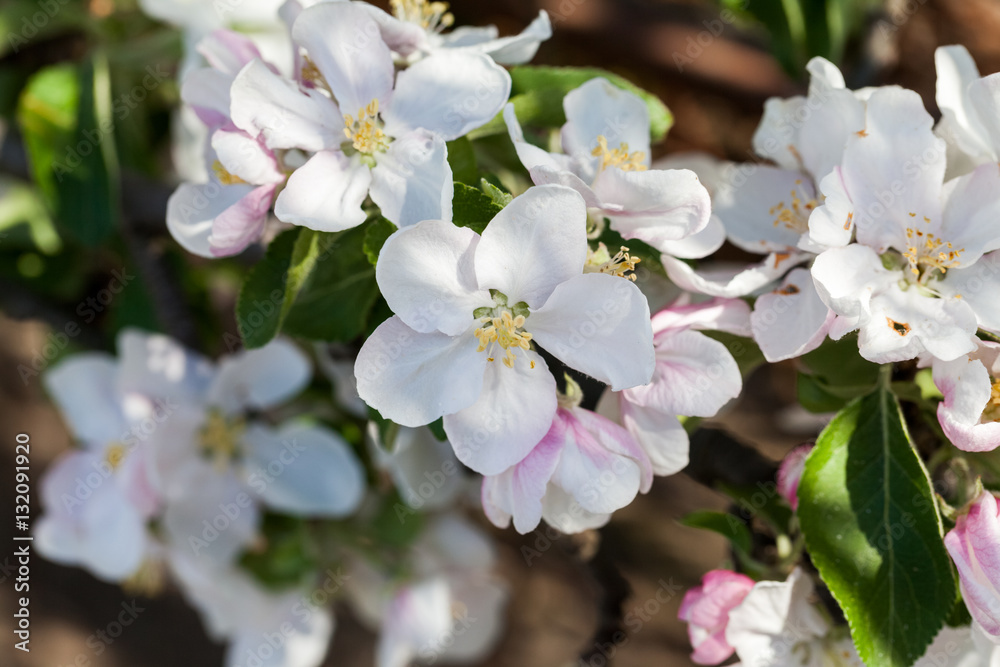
[1, 0, 998, 664]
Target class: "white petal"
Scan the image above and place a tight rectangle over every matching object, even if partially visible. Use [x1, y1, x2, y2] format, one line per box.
[230, 59, 341, 152]
[658, 216, 726, 259]
[383, 51, 510, 141]
[292, 2, 395, 116]
[375, 426, 464, 511]
[376, 219, 488, 335]
[841, 87, 945, 253]
[209, 183, 277, 257]
[752, 96, 807, 172]
[561, 77, 650, 162]
[751, 269, 835, 362]
[623, 329, 740, 417]
[243, 422, 365, 516]
[649, 297, 753, 336]
[116, 327, 215, 401]
[474, 184, 588, 308]
[808, 167, 855, 249]
[662, 252, 803, 298]
[370, 130, 453, 227]
[860, 287, 978, 364]
[274, 150, 371, 232]
[593, 168, 712, 250]
[443, 350, 557, 475]
[207, 339, 311, 413]
[197, 29, 263, 76]
[211, 128, 283, 185]
[796, 81, 865, 180]
[529, 273, 653, 390]
[810, 244, 896, 319]
[940, 163, 1000, 266]
[938, 251, 1000, 334]
[615, 395, 690, 476]
[355, 317, 486, 427]
[440, 25, 499, 48]
[711, 165, 814, 253]
[181, 68, 232, 126]
[935, 45, 996, 163]
[503, 104, 573, 175]
[471, 11, 551, 65]
[540, 484, 610, 533]
[44, 354, 124, 444]
[359, 2, 428, 57]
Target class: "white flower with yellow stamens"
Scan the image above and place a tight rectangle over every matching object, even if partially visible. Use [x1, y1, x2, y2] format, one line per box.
[810, 87, 1000, 363]
[504, 76, 713, 259]
[228, 2, 510, 231]
[355, 185, 655, 475]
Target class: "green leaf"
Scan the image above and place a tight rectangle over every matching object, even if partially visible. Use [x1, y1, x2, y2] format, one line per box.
[0, 176, 60, 253]
[798, 386, 955, 667]
[239, 514, 317, 590]
[282, 224, 380, 342]
[797, 371, 850, 413]
[236, 228, 299, 349]
[446, 136, 478, 185]
[480, 178, 512, 208]
[282, 228, 339, 325]
[679, 510, 752, 555]
[452, 182, 503, 234]
[469, 66, 673, 142]
[363, 216, 397, 266]
[17, 55, 119, 246]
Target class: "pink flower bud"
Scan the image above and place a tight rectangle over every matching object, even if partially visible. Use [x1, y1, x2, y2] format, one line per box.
[777, 443, 813, 510]
[678, 569, 755, 665]
[945, 490, 1000, 638]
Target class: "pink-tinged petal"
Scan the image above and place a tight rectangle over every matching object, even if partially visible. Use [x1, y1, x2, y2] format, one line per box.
[274, 150, 371, 232]
[650, 297, 752, 337]
[840, 87, 945, 253]
[593, 168, 712, 251]
[181, 68, 232, 127]
[168, 181, 258, 258]
[659, 216, 727, 260]
[376, 219, 489, 336]
[444, 350, 557, 475]
[211, 128, 283, 185]
[474, 185, 588, 308]
[776, 444, 813, 510]
[481, 429, 563, 534]
[677, 569, 755, 665]
[383, 51, 511, 141]
[208, 182, 276, 257]
[355, 317, 486, 428]
[934, 355, 1000, 452]
[291, 3, 394, 116]
[198, 29, 263, 75]
[945, 491, 1000, 637]
[711, 165, 815, 253]
[561, 77, 650, 162]
[358, 2, 428, 57]
[556, 407, 652, 503]
[617, 398, 689, 477]
[206, 339, 311, 413]
[229, 59, 342, 151]
[624, 329, 740, 417]
[529, 273, 654, 391]
[370, 129, 453, 227]
[377, 579, 454, 667]
[661, 252, 804, 299]
[751, 269, 835, 362]
[540, 484, 611, 533]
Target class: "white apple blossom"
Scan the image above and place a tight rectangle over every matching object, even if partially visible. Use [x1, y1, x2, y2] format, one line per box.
[345, 514, 508, 667]
[726, 568, 863, 667]
[505, 77, 713, 258]
[599, 296, 749, 477]
[934, 45, 1000, 177]
[355, 184, 655, 475]
[809, 87, 1000, 363]
[481, 376, 653, 534]
[662, 57, 866, 362]
[228, 1, 510, 231]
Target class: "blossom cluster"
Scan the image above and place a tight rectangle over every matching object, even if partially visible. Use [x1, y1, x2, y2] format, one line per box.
[31, 0, 1000, 665]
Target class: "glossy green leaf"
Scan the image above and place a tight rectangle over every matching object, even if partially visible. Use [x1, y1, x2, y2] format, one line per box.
[799, 386, 955, 667]
[452, 182, 503, 234]
[236, 228, 299, 349]
[680, 510, 753, 555]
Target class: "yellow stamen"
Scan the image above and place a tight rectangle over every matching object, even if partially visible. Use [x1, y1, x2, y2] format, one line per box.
[592, 135, 647, 173]
[769, 186, 818, 233]
[390, 0, 454, 31]
[212, 160, 247, 186]
[122, 558, 165, 597]
[586, 243, 640, 281]
[344, 99, 390, 155]
[105, 443, 128, 471]
[199, 409, 245, 469]
[474, 310, 533, 369]
[901, 227, 964, 278]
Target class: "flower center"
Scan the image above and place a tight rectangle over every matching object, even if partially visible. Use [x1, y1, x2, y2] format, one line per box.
[199, 409, 245, 468]
[391, 0, 454, 31]
[984, 379, 1000, 422]
[769, 180, 817, 233]
[344, 99, 390, 156]
[902, 226, 964, 281]
[592, 135, 647, 173]
[123, 558, 165, 597]
[473, 291, 533, 369]
[212, 160, 247, 186]
[585, 243, 640, 281]
[104, 442, 128, 471]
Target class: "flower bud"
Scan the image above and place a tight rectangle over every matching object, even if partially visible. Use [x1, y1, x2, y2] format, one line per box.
[678, 569, 755, 664]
